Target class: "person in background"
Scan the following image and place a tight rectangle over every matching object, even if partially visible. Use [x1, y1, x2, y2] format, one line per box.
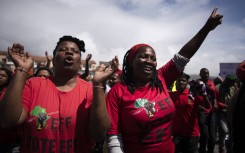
[214, 76, 223, 86]
[0, 67, 21, 153]
[231, 60, 245, 153]
[170, 73, 210, 153]
[36, 51, 52, 69]
[34, 66, 54, 78]
[96, 8, 223, 153]
[0, 36, 118, 153]
[216, 74, 238, 153]
[80, 53, 92, 80]
[197, 68, 218, 153]
[107, 69, 122, 88]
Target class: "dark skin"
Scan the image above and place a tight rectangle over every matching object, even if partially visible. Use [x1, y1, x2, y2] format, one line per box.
[176, 77, 188, 93]
[0, 41, 118, 142]
[108, 73, 121, 88]
[52, 41, 81, 90]
[80, 53, 92, 79]
[0, 70, 9, 87]
[200, 68, 210, 83]
[130, 8, 222, 88]
[132, 47, 157, 87]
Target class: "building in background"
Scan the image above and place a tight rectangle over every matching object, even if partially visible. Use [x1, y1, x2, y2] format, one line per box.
[0, 51, 97, 76]
[219, 63, 240, 79]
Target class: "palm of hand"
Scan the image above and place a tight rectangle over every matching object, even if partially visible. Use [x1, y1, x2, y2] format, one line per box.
[207, 8, 223, 31]
[8, 44, 33, 70]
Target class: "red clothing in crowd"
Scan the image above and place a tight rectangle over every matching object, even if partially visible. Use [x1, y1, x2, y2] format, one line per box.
[170, 88, 204, 137]
[20, 76, 93, 153]
[106, 60, 180, 153]
[0, 87, 20, 144]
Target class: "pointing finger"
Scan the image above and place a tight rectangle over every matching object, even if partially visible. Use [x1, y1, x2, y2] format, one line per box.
[211, 7, 218, 17]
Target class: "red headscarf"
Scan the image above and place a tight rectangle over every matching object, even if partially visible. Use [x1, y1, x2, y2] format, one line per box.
[236, 60, 245, 81]
[127, 44, 152, 62]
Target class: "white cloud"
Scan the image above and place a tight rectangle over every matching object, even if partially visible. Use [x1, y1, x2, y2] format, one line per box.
[0, 0, 244, 76]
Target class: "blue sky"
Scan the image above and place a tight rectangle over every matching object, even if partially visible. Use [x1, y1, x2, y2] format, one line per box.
[0, 0, 244, 76]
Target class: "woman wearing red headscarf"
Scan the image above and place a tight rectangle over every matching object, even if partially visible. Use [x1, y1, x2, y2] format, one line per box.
[101, 8, 223, 153]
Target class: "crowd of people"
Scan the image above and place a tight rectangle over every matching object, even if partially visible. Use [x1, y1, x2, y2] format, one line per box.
[0, 7, 244, 153]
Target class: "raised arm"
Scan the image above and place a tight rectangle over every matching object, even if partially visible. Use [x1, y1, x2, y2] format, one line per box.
[80, 54, 92, 79]
[45, 51, 52, 68]
[89, 56, 119, 141]
[178, 8, 223, 59]
[0, 43, 33, 128]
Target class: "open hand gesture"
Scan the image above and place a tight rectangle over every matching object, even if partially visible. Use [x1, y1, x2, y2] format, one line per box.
[92, 56, 119, 86]
[8, 43, 33, 71]
[205, 8, 223, 31]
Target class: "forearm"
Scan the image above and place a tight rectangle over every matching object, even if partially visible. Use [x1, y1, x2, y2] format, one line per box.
[46, 60, 51, 68]
[178, 25, 210, 59]
[0, 71, 28, 128]
[80, 61, 89, 79]
[89, 85, 111, 141]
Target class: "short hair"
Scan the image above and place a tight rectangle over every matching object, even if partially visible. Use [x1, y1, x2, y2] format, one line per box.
[34, 67, 54, 77]
[53, 36, 86, 57]
[200, 68, 208, 74]
[179, 72, 190, 80]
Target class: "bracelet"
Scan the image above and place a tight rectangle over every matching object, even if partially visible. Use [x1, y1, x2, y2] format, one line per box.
[15, 67, 30, 76]
[93, 85, 104, 89]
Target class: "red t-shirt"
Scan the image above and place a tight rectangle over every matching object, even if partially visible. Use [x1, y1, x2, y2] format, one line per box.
[0, 87, 20, 144]
[21, 76, 93, 153]
[106, 60, 180, 153]
[170, 88, 203, 137]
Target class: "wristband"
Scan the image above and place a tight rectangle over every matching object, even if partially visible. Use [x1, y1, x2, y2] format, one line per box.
[15, 67, 30, 77]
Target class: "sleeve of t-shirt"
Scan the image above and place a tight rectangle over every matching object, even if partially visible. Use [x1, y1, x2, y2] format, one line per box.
[106, 86, 122, 135]
[158, 59, 181, 88]
[22, 79, 33, 114]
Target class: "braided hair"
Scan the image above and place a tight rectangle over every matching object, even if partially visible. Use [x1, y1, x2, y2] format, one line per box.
[122, 46, 163, 94]
[53, 36, 86, 57]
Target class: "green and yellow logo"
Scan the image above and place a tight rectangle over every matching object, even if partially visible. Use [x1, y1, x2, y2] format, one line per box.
[30, 106, 50, 130]
[133, 98, 158, 118]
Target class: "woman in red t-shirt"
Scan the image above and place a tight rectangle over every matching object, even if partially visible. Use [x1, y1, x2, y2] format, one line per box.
[103, 8, 223, 153]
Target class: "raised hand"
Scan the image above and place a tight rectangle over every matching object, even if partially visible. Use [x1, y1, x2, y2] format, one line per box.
[92, 56, 119, 86]
[205, 8, 223, 31]
[45, 51, 52, 62]
[8, 43, 33, 72]
[86, 54, 92, 62]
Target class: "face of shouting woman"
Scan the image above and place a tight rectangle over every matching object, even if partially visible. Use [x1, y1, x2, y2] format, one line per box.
[53, 41, 81, 75]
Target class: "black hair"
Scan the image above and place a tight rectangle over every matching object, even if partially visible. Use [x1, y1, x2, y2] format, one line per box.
[0, 67, 13, 89]
[200, 68, 208, 74]
[53, 36, 86, 57]
[179, 72, 190, 80]
[122, 50, 163, 94]
[34, 67, 54, 77]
